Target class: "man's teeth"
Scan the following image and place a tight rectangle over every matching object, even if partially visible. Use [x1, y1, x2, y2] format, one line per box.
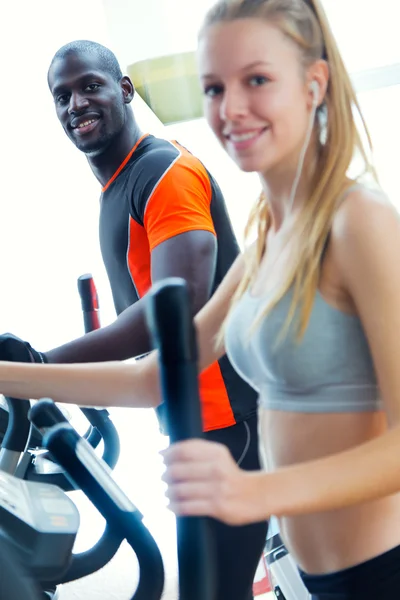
[230, 131, 260, 142]
[78, 119, 97, 128]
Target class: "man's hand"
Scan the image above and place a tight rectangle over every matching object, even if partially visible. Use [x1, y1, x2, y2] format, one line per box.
[0, 333, 47, 364]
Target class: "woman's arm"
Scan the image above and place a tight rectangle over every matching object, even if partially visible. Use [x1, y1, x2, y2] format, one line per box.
[0, 253, 245, 408]
[163, 190, 400, 525]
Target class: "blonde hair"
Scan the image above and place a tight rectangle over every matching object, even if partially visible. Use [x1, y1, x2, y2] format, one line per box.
[201, 0, 377, 342]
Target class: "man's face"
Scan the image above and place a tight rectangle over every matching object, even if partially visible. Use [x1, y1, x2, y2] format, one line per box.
[48, 52, 126, 155]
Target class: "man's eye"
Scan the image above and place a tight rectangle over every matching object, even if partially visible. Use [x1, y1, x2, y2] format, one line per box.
[56, 95, 69, 104]
[86, 84, 100, 92]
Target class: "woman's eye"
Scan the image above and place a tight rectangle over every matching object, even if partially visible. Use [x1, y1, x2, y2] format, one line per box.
[249, 75, 269, 87]
[203, 85, 223, 97]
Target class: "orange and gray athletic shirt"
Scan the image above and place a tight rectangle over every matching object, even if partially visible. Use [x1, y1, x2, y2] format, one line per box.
[99, 133, 257, 431]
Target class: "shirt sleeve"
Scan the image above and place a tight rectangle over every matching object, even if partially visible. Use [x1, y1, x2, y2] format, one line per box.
[142, 152, 216, 251]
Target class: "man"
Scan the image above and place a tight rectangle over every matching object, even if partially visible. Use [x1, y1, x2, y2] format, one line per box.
[2, 41, 267, 599]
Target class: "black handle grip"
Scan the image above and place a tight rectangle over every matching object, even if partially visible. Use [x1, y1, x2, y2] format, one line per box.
[26, 274, 119, 491]
[145, 278, 202, 442]
[145, 277, 197, 365]
[145, 278, 216, 600]
[77, 273, 109, 442]
[29, 398, 68, 432]
[77, 274, 114, 457]
[77, 274, 100, 332]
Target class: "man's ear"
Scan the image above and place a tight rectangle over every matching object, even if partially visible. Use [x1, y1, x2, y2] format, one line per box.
[121, 75, 134, 103]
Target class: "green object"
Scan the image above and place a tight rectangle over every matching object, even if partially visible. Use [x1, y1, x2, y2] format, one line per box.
[128, 51, 203, 125]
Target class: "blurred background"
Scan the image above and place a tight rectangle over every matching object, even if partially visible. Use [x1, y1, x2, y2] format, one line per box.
[0, 1, 399, 598]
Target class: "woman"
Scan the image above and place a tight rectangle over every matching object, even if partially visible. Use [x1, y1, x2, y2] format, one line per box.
[1, 0, 400, 598]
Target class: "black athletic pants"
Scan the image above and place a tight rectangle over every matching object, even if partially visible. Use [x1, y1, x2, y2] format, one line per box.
[205, 414, 269, 600]
[300, 543, 400, 599]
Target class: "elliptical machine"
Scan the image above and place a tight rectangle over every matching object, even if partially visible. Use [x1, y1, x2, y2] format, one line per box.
[265, 518, 311, 600]
[0, 274, 120, 482]
[0, 277, 216, 600]
[0, 274, 123, 599]
[0, 273, 120, 485]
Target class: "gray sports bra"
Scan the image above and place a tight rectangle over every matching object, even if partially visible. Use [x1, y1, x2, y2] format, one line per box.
[225, 286, 381, 412]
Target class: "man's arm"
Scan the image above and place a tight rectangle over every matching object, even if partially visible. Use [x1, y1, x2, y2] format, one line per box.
[46, 230, 217, 363]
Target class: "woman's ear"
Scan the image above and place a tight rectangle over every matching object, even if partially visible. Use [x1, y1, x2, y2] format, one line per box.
[307, 59, 329, 107]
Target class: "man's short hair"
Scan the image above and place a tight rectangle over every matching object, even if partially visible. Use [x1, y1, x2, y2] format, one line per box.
[48, 40, 123, 82]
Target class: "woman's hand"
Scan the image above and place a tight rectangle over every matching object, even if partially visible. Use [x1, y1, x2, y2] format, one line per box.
[162, 439, 269, 525]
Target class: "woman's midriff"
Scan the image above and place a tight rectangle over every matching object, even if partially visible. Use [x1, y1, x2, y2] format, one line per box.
[259, 408, 400, 574]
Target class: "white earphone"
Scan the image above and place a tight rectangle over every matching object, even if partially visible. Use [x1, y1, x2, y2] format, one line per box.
[310, 79, 319, 104]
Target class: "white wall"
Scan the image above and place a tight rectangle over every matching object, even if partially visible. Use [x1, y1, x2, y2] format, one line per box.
[101, 0, 216, 66]
[358, 85, 400, 208]
[102, 0, 400, 73]
[323, 0, 400, 72]
[0, 1, 111, 345]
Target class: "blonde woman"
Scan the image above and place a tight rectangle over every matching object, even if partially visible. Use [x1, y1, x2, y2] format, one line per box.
[1, 0, 400, 597]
